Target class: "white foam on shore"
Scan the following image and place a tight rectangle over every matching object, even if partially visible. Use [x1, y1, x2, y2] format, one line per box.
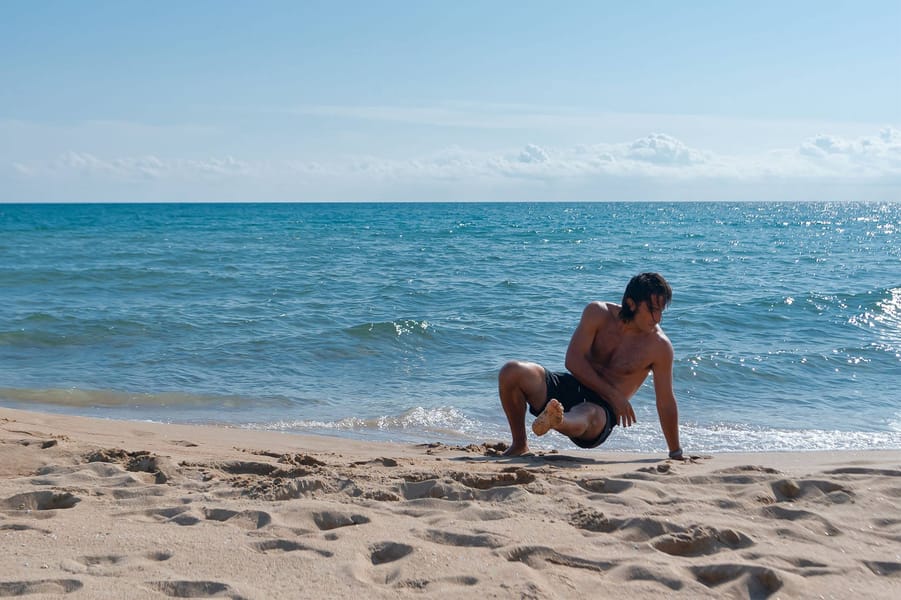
[243, 407, 901, 453]
[889, 411, 901, 432]
[243, 406, 485, 445]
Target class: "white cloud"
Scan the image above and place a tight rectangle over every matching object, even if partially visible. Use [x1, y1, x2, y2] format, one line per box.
[518, 143, 550, 164]
[800, 135, 857, 157]
[7, 128, 901, 202]
[626, 133, 707, 165]
[799, 127, 901, 160]
[793, 128, 901, 179]
[272, 102, 892, 157]
[37, 152, 257, 180]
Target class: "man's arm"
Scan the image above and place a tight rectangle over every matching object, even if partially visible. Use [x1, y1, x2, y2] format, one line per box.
[652, 337, 681, 456]
[564, 302, 636, 427]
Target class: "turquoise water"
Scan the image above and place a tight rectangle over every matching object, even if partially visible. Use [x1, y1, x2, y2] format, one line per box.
[1, 202, 899, 452]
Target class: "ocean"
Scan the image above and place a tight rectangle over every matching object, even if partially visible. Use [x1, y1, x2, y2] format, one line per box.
[1, 202, 899, 453]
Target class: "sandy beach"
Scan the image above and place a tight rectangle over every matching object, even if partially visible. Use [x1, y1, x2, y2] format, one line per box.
[1, 407, 898, 599]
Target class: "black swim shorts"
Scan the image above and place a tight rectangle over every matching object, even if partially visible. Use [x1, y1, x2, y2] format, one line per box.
[528, 369, 616, 449]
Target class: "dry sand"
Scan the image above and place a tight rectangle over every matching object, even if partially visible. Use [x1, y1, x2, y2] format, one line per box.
[1, 406, 899, 599]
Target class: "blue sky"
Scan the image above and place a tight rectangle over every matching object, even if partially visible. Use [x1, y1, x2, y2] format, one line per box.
[2, 1, 899, 202]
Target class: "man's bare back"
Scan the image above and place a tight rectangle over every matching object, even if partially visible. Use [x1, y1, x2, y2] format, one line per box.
[497, 273, 681, 458]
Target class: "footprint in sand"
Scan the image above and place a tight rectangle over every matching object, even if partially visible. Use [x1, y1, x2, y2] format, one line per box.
[447, 469, 536, 490]
[577, 478, 634, 494]
[77, 555, 127, 567]
[352, 457, 399, 467]
[416, 528, 507, 549]
[0, 580, 83, 596]
[863, 560, 901, 577]
[313, 510, 371, 531]
[257, 507, 371, 538]
[615, 565, 684, 592]
[63, 552, 172, 576]
[0, 491, 80, 512]
[242, 449, 327, 467]
[741, 552, 839, 578]
[147, 580, 247, 600]
[109, 487, 167, 500]
[250, 539, 333, 557]
[83, 449, 172, 484]
[399, 479, 475, 501]
[118, 506, 201, 526]
[118, 506, 274, 530]
[651, 525, 753, 556]
[14, 439, 58, 449]
[78, 552, 172, 567]
[369, 541, 414, 565]
[759, 505, 842, 537]
[531, 399, 563, 436]
[715, 465, 783, 476]
[690, 564, 785, 599]
[390, 501, 510, 522]
[502, 545, 615, 572]
[32, 463, 161, 497]
[568, 507, 616, 533]
[569, 508, 682, 541]
[203, 508, 272, 530]
[868, 517, 901, 543]
[0, 523, 52, 534]
[399, 477, 532, 503]
[770, 478, 853, 503]
[214, 460, 279, 476]
[248, 476, 330, 501]
[824, 466, 901, 477]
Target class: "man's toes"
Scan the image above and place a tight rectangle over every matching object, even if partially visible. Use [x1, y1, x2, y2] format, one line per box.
[532, 399, 564, 436]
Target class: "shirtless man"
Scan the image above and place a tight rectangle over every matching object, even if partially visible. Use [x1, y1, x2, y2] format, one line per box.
[498, 272, 682, 459]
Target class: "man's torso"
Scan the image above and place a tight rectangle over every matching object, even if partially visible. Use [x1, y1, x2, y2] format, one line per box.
[586, 302, 666, 399]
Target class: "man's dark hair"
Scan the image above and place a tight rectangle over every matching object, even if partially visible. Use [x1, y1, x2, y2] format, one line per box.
[619, 272, 672, 322]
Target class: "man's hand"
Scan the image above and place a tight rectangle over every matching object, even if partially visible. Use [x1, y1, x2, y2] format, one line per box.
[613, 400, 636, 427]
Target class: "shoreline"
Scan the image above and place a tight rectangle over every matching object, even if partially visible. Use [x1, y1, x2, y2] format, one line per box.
[2, 406, 899, 598]
[5, 398, 899, 455]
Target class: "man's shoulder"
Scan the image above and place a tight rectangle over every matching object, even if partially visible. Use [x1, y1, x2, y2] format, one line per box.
[651, 327, 675, 358]
[583, 300, 620, 318]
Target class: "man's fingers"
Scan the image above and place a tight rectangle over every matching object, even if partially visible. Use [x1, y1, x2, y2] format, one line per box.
[614, 402, 637, 427]
[619, 404, 636, 427]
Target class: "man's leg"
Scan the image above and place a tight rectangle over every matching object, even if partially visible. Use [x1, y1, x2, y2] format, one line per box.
[533, 400, 606, 443]
[497, 361, 547, 456]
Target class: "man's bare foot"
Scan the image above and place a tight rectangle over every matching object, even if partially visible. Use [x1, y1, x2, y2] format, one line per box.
[532, 398, 564, 436]
[502, 444, 530, 457]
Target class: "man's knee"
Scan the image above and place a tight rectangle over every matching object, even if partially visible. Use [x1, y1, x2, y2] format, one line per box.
[498, 360, 533, 387]
[498, 360, 517, 381]
[570, 402, 607, 437]
[499, 361, 545, 401]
